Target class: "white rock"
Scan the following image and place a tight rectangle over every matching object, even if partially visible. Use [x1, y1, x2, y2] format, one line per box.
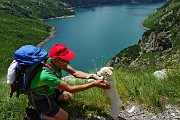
[153, 69, 167, 79]
[126, 106, 136, 114]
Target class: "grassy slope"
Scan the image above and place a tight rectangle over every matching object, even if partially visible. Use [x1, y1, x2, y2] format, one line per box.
[0, 11, 52, 119]
[139, 0, 180, 69]
[114, 66, 180, 112]
[0, 11, 51, 77]
[143, 0, 180, 28]
[1, 66, 180, 119]
[0, 0, 74, 19]
[109, 0, 180, 69]
[140, 0, 180, 108]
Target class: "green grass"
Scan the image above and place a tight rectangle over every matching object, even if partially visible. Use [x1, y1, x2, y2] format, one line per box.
[143, 1, 180, 28]
[61, 79, 110, 118]
[0, 76, 28, 120]
[114, 66, 180, 112]
[0, 0, 74, 19]
[1, 65, 179, 119]
[143, 11, 164, 28]
[0, 11, 52, 77]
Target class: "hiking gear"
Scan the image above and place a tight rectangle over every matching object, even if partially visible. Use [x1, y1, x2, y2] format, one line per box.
[7, 45, 65, 119]
[7, 60, 18, 84]
[49, 44, 76, 60]
[15, 45, 47, 65]
[7, 45, 48, 98]
[30, 59, 62, 96]
[27, 58, 62, 112]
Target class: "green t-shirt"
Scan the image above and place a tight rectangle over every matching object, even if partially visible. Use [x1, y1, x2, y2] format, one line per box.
[30, 59, 62, 96]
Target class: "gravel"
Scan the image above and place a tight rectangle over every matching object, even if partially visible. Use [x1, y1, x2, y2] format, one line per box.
[75, 104, 180, 120]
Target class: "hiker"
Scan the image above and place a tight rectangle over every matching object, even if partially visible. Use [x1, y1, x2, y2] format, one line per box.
[29, 43, 110, 120]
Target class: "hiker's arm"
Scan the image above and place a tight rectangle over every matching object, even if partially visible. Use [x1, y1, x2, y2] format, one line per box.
[55, 81, 110, 93]
[64, 65, 93, 79]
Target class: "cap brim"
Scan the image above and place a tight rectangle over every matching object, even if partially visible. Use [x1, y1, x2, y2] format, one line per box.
[59, 50, 76, 61]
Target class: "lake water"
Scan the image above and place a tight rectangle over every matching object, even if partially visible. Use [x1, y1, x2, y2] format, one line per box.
[42, 2, 164, 73]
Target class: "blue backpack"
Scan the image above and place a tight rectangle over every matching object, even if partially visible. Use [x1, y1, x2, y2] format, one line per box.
[9, 45, 48, 98]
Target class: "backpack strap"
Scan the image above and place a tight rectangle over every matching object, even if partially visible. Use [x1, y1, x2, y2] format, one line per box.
[27, 62, 57, 93]
[43, 63, 60, 78]
[28, 63, 58, 111]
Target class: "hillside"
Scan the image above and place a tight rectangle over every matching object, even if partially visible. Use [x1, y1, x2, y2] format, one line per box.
[108, 0, 180, 70]
[0, 11, 53, 77]
[0, 0, 74, 19]
[0, 0, 74, 77]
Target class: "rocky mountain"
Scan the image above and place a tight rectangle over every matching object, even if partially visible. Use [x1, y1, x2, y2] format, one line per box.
[107, 0, 180, 70]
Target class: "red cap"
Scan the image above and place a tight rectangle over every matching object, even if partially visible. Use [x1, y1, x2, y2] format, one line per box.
[49, 44, 76, 61]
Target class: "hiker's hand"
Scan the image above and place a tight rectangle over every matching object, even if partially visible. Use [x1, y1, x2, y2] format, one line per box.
[94, 80, 110, 89]
[86, 74, 103, 80]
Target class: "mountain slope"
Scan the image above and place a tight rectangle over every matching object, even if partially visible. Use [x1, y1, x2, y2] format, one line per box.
[0, 11, 52, 77]
[0, 0, 74, 19]
[0, 0, 75, 77]
[108, 0, 180, 70]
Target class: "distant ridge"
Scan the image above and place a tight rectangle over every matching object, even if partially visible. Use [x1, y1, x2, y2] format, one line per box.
[62, 0, 167, 7]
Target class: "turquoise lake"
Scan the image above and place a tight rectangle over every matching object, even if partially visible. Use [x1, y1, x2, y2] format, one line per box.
[42, 2, 165, 73]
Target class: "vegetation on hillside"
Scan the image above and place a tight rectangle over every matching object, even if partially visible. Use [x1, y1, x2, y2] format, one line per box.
[1, 65, 179, 119]
[0, 0, 75, 77]
[109, 0, 180, 70]
[0, 11, 52, 77]
[107, 0, 180, 115]
[107, 45, 141, 67]
[0, 0, 74, 19]
[137, 0, 179, 69]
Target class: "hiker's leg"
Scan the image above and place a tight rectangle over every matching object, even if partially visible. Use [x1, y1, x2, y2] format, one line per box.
[42, 115, 59, 120]
[34, 96, 67, 120]
[42, 108, 68, 120]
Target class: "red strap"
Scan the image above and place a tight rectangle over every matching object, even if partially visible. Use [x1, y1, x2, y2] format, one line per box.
[45, 63, 53, 70]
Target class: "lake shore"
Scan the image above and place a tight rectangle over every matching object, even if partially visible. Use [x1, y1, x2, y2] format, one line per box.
[140, 23, 150, 30]
[37, 15, 76, 47]
[37, 25, 56, 47]
[49, 15, 75, 20]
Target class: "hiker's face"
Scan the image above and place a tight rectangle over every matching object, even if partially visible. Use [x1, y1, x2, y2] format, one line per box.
[54, 59, 69, 69]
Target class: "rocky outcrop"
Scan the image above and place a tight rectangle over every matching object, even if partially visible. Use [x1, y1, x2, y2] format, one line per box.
[139, 30, 172, 53]
[107, 0, 180, 69]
